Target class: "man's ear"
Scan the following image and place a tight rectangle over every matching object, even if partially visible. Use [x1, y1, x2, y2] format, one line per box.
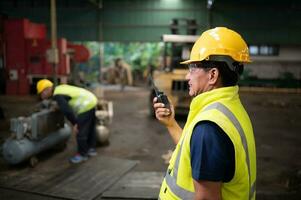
[208, 68, 219, 85]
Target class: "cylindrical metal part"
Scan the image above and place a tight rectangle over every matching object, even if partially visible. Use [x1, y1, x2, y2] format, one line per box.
[2, 124, 71, 165]
[96, 125, 109, 144]
[50, 0, 58, 85]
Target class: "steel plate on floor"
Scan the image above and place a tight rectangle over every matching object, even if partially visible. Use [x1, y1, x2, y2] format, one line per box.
[102, 171, 164, 199]
[0, 156, 138, 200]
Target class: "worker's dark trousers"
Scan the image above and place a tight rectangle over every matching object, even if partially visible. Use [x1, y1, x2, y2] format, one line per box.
[76, 107, 96, 156]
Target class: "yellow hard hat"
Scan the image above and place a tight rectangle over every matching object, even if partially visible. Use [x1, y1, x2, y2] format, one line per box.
[36, 79, 53, 94]
[181, 27, 251, 64]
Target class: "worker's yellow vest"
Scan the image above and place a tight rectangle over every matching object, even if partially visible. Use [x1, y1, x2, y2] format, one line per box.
[53, 84, 97, 115]
[159, 86, 256, 200]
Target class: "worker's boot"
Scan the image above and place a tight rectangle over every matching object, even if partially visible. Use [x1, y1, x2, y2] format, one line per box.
[87, 148, 98, 157]
[69, 153, 88, 164]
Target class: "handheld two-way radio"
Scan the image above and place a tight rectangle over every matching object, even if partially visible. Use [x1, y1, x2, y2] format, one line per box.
[149, 76, 170, 109]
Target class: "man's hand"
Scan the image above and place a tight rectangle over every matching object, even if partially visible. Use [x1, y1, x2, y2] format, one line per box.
[153, 97, 174, 127]
[73, 124, 78, 134]
[153, 97, 183, 144]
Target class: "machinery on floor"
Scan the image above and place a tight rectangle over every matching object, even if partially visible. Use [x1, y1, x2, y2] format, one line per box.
[95, 100, 113, 145]
[147, 18, 198, 116]
[92, 86, 113, 145]
[2, 102, 71, 166]
[1, 93, 113, 166]
[149, 34, 198, 116]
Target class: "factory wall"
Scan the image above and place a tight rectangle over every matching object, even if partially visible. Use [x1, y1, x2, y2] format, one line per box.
[0, 0, 300, 87]
[248, 46, 301, 79]
[0, 0, 300, 44]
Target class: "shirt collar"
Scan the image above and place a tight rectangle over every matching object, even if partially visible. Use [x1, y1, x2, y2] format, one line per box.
[189, 85, 239, 116]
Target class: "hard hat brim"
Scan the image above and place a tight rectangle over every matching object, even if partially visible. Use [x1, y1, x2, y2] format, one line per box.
[180, 59, 200, 65]
[181, 57, 252, 65]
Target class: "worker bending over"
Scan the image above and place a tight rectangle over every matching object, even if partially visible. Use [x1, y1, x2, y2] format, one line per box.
[37, 79, 98, 164]
[154, 27, 256, 200]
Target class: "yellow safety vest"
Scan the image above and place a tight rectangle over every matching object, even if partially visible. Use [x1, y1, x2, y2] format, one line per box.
[159, 86, 256, 200]
[53, 84, 97, 115]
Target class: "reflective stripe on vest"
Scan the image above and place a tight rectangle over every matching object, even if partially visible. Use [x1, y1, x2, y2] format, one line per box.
[54, 85, 97, 114]
[165, 138, 194, 199]
[72, 91, 94, 113]
[166, 102, 256, 199]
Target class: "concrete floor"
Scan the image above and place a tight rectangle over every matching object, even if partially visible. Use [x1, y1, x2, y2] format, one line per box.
[0, 85, 301, 199]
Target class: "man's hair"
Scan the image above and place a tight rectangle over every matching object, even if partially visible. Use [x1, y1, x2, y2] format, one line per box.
[201, 61, 244, 87]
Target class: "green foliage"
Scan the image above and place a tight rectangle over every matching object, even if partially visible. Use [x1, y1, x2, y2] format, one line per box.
[72, 41, 163, 82]
[104, 42, 163, 71]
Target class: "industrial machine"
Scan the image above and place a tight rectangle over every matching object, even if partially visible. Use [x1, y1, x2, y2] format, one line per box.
[92, 86, 113, 145]
[1, 17, 112, 165]
[95, 100, 113, 145]
[2, 18, 90, 95]
[2, 102, 71, 166]
[2, 91, 113, 166]
[149, 34, 198, 116]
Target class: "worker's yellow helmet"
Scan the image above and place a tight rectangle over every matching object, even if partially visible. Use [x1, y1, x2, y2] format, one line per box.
[181, 27, 251, 64]
[36, 79, 53, 94]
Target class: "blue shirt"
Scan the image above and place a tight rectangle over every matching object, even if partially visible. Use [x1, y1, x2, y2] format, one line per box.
[190, 121, 235, 182]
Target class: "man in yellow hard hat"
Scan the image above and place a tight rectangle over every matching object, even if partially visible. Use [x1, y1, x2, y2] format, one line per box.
[154, 27, 256, 199]
[37, 79, 98, 164]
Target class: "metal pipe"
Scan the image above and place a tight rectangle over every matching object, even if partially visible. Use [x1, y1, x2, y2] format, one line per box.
[50, 0, 57, 49]
[208, 10, 212, 29]
[50, 0, 58, 86]
[98, 0, 104, 83]
[207, 0, 214, 29]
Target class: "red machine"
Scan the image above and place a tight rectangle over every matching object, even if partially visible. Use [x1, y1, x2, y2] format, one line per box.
[3, 18, 90, 95]
[67, 43, 90, 63]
